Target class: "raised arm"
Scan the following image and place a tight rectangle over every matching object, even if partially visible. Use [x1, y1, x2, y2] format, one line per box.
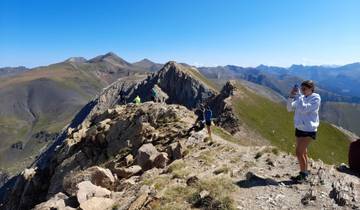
[287, 97, 297, 112]
[295, 95, 321, 114]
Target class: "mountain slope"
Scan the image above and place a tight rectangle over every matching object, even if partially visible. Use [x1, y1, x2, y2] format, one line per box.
[0, 53, 153, 175]
[225, 80, 351, 164]
[199, 65, 360, 137]
[321, 102, 360, 136]
[0, 66, 29, 78]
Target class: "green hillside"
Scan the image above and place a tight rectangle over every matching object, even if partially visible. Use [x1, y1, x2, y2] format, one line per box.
[232, 81, 350, 165]
[321, 102, 360, 136]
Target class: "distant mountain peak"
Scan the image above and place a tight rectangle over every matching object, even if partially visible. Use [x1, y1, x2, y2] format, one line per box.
[105, 51, 117, 56]
[88, 52, 130, 67]
[132, 58, 163, 72]
[256, 64, 268, 68]
[101, 52, 122, 60]
[134, 58, 156, 65]
[289, 64, 304, 69]
[140, 58, 153, 63]
[163, 60, 177, 67]
[65, 57, 87, 63]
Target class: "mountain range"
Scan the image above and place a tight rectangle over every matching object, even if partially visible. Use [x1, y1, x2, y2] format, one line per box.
[0, 61, 357, 210]
[0, 52, 163, 175]
[1, 53, 359, 178]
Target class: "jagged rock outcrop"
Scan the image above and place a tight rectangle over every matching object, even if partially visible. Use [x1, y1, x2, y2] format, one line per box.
[28, 61, 216, 172]
[117, 61, 217, 109]
[209, 80, 241, 134]
[0, 102, 200, 209]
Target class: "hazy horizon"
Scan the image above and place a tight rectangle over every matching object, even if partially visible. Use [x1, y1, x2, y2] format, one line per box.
[2, 51, 360, 69]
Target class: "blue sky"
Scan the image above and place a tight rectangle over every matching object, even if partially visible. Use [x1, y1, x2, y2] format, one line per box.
[1, 0, 360, 68]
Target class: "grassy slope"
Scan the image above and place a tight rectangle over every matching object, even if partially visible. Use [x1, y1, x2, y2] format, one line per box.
[321, 102, 360, 136]
[180, 65, 221, 92]
[232, 82, 350, 165]
[0, 63, 106, 174]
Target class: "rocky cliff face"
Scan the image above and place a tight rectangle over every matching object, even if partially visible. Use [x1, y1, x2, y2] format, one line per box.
[121, 61, 218, 109]
[209, 80, 241, 134]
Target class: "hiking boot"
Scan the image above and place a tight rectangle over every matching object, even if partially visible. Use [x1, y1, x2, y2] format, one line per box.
[291, 171, 309, 183]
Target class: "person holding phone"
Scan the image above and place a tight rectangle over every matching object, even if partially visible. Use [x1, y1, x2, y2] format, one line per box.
[287, 80, 321, 183]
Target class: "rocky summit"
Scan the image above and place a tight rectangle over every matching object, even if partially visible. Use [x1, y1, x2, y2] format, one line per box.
[0, 102, 358, 210]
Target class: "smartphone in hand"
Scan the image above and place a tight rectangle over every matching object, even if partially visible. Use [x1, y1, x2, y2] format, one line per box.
[290, 84, 299, 96]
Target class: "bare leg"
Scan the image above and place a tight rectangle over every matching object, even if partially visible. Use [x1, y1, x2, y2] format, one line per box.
[296, 137, 311, 172]
[304, 148, 308, 171]
[207, 125, 212, 139]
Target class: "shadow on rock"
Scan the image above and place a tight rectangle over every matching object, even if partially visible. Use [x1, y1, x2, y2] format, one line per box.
[336, 164, 360, 178]
[236, 172, 297, 188]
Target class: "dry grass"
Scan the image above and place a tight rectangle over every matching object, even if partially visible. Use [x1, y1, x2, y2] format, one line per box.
[167, 159, 190, 179]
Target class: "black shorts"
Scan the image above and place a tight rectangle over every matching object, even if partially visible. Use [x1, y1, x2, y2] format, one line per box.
[205, 121, 212, 126]
[295, 128, 317, 140]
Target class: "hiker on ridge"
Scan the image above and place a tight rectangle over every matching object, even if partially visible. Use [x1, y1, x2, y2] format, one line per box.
[204, 106, 213, 139]
[133, 95, 141, 104]
[151, 87, 158, 102]
[287, 80, 321, 183]
[194, 105, 205, 130]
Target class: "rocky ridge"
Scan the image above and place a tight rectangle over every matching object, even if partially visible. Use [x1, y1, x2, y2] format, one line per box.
[32, 61, 217, 170]
[0, 102, 358, 210]
[0, 62, 358, 210]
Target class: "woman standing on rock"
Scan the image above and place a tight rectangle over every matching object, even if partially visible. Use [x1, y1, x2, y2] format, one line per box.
[287, 80, 321, 183]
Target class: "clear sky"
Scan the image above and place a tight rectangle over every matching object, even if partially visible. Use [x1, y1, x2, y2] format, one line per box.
[1, 0, 360, 68]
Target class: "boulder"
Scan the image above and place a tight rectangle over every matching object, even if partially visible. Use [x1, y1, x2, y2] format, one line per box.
[153, 152, 169, 168]
[76, 181, 111, 204]
[168, 141, 185, 160]
[136, 143, 160, 170]
[64, 166, 115, 195]
[80, 197, 115, 210]
[33, 193, 75, 210]
[172, 142, 185, 160]
[113, 165, 142, 179]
